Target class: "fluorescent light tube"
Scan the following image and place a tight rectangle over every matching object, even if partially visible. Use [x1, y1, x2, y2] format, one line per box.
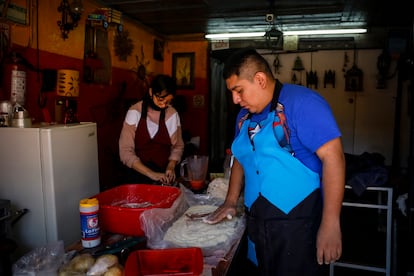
[205, 28, 367, 39]
[205, 32, 266, 39]
[284, 28, 367, 35]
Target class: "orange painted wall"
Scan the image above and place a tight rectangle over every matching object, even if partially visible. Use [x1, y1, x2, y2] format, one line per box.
[164, 41, 210, 155]
[1, 0, 166, 108]
[0, 0, 209, 189]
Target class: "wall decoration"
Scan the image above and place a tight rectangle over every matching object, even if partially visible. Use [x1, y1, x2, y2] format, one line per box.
[376, 49, 391, 89]
[324, 70, 336, 88]
[291, 56, 304, 85]
[0, 1, 28, 25]
[83, 25, 111, 84]
[192, 95, 205, 108]
[56, 69, 80, 97]
[114, 29, 134, 61]
[130, 45, 151, 96]
[0, 23, 10, 65]
[342, 52, 350, 76]
[306, 71, 318, 88]
[172, 52, 194, 89]
[273, 54, 281, 74]
[345, 49, 363, 91]
[306, 53, 317, 88]
[345, 65, 363, 91]
[132, 45, 150, 81]
[57, 0, 83, 39]
[153, 39, 164, 61]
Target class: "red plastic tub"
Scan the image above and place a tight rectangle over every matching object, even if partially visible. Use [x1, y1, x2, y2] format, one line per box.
[94, 184, 181, 236]
[124, 248, 203, 276]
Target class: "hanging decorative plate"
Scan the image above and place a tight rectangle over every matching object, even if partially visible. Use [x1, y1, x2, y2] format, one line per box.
[114, 29, 134, 61]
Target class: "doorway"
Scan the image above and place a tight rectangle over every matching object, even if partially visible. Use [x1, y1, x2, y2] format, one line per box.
[208, 49, 240, 171]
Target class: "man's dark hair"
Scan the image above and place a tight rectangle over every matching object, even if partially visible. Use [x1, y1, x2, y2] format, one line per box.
[222, 47, 274, 81]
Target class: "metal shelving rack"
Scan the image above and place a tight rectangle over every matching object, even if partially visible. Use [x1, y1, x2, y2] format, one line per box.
[330, 185, 393, 276]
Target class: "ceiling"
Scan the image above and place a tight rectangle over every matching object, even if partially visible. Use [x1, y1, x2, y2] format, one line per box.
[97, 0, 413, 41]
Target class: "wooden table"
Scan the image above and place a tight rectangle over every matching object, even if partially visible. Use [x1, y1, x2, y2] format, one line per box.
[209, 232, 244, 276]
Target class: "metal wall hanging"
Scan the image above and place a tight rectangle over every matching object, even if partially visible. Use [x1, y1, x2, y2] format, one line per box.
[306, 53, 317, 88]
[345, 49, 363, 91]
[57, 0, 84, 39]
[114, 29, 134, 61]
[345, 64, 363, 91]
[306, 71, 318, 88]
[291, 56, 304, 85]
[376, 49, 392, 89]
[132, 45, 150, 81]
[342, 52, 350, 75]
[273, 54, 281, 74]
[153, 39, 165, 61]
[324, 70, 336, 88]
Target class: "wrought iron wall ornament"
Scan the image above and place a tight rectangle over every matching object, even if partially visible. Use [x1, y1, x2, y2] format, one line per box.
[291, 56, 304, 85]
[273, 54, 281, 74]
[57, 0, 84, 39]
[114, 29, 134, 61]
[345, 49, 363, 91]
[306, 52, 317, 88]
[291, 73, 297, 84]
[292, 56, 304, 71]
[345, 64, 363, 91]
[132, 45, 150, 81]
[306, 70, 318, 88]
[376, 49, 392, 89]
[342, 52, 350, 76]
[324, 70, 336, 88]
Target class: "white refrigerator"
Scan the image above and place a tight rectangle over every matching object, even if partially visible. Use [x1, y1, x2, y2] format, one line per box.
[0, 122, 100, 260]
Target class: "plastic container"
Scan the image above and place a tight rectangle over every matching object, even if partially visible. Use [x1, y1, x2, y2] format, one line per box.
[223, 148, 233, 180]
[124, 247, 203, 276]
[95, 184, 181, 236]
[80, 198, 101, 248]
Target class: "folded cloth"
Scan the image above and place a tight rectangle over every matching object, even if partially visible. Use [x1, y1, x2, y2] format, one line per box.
[348, 165, 389, 196]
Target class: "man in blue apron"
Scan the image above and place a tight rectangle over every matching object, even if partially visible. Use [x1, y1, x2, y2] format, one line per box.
[205, 48, 345, 276]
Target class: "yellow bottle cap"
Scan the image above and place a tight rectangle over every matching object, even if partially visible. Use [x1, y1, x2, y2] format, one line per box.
[80, 197, 99, 207]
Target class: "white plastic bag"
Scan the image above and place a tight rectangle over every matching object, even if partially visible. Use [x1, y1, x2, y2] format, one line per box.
[12, 241, 65, 276]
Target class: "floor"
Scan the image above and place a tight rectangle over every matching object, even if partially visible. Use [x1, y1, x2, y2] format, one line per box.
[226, 187, 414, 276]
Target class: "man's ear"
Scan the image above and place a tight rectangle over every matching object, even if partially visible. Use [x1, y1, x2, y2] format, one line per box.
[255, 72, 267, 88]
[148, 88, 153, 97]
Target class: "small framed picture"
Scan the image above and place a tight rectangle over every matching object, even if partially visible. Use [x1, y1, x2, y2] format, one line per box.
[153, 39, 164, 61]
[172, 52, 195, 89]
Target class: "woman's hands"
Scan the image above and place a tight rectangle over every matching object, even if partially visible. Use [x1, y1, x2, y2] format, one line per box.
[164, 160, 177, 184]
[147, 171, 175, 185]
[133, 159, 177, 185]
[164, 168, 176, 184]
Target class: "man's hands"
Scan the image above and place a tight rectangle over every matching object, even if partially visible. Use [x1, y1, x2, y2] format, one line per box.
[202, 203, 237, 224]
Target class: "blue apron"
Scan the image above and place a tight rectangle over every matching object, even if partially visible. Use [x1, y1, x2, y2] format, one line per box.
[232, 109, 321, 266]
[232, 111, 320, 213]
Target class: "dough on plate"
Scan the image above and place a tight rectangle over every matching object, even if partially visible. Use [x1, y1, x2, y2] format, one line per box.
[163, 205, 240, 249]
[207, 178, 229, 200]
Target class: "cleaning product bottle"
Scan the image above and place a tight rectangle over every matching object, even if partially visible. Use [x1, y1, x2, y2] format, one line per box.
[79, 198, 101, 248]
